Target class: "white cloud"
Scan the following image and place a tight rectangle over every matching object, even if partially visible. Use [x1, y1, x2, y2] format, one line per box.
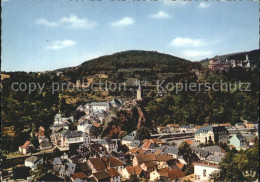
[110, 17, 134, 27]
[198, 2, 211, 8]
[60, 14, 96, 29]
[182, 50, 212, 60]
[150, 10, 171, 19]
[36, 18, 59, 27]
[47, 40, 76, 50]
[170, 37, 206, 47]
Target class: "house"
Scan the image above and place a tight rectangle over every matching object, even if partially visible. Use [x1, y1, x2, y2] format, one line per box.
[59, 162, 76, 179]
[195, 126, 229, 144]
[107, 168, 121, 182]
[87, 158, 107, 173]
[71, 172, 88, 182]
[133, 153, 157, 166]
[152, 146, 179, 158]
[203, 145, 225, 158]
[229, 133, 248, 150]
[193, 162, 219, 182]
[245, 122, 255, 129]
[205, 154, 222, 164]
[101, 157, 125, 175]
[19, 141, 35, 155]
[235, 123, 245, 129]
[121, 135, 140, 150]
[218, 123, 232, 129]
[77, 120, 97, 135]
[149, 167, 185, 182]
[141, 140, 156, 150]
[97, 139, 118, 153]
[167, 124, 180, 133]
[24, 156, 43, 170]
[39, 141, 52, 150]
[191, 146, 209, 161]
[60, 130, 91, 148]
[91, 171, 110, 182]
[91, 102, 111, 113]
[179, 124, 196, 133]
[157, 126, 171, 133]
[122, 166, 143, 179]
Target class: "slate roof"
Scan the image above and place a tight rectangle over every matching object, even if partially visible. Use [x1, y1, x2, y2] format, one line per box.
[206, 154, 222, 163]
[40, 141, 52, 148]
[122, 135, 135, 141]
[25, 156, 38, 163]
[195, 126, 228, 135]
[236, 133, 247, 142]
[203, 145, 223, 153]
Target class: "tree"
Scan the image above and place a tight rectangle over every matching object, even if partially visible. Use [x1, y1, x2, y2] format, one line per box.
[209, 142, 259, 182]
[30, 163, 48, 182]
[12, 166, 31, 179]
[137, 127, 151, 141]
[178, 142, 192, 165]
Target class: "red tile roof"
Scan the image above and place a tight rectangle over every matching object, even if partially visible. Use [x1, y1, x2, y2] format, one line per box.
[101, 157, 124, 168]
[136, 154, 156, 163]
[126, 166, 143, 176]
[107, 168, 120, 177]
[19, 141, 31, 149]
[158, 168, 185, 180]
[71, 172, 87, 180]
[89, 158, 106, 171]
[176, 163, 185, 170]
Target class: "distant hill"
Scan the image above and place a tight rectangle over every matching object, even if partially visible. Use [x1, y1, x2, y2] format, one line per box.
[59, 50, 201, 82]
[200, 49, 259, 68]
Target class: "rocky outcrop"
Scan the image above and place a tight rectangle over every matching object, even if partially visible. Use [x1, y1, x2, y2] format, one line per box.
[100, 99, 155, 139]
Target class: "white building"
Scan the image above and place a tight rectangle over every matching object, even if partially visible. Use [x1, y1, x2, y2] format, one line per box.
[195, 126, 229, 144]
[193, 162, 219, 182]
[60, 130, 91, 148]
[25, 156, 43, 170]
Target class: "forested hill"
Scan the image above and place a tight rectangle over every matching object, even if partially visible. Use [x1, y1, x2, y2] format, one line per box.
[59, 50, 202, 81]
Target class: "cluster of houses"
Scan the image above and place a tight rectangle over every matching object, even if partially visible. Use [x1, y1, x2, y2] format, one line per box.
[15, 90, 258, 182]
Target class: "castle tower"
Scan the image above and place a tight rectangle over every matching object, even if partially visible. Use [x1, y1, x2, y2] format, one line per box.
[136, 82, 142, 100]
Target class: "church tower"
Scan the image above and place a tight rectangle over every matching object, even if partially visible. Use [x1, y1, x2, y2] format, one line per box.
[136, 82, 142, 100]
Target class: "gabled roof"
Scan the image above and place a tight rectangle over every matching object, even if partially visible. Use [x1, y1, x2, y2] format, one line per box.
[107, 168, 120, 177]
[71, 172, 87, 180]
[19, 141, 31, 149]
[92, 171, 110, 180]
[142, 161, 157, 168]
[25, 156, 38, 163]
[125, 166, 143, 176]
[155, 154, 174, 162]
[235, 133, 247, 142]
[136, 154, 157, 163]
[101, 157, 124, 168]
[203, 145, 223, 153]
[88, 158, 106, 171]
[122, 135, 135, 141]
[206, 154, 222, 163]
[158, 168, 185, 180]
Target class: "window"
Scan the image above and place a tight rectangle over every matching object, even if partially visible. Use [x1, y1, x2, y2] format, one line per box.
[203, 169, 206, 177]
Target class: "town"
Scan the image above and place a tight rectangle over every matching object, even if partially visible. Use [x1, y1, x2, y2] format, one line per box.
[2, 85, 258, 182]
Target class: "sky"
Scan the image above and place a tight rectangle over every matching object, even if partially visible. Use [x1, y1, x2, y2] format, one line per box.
[1, 0, 259, 72]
